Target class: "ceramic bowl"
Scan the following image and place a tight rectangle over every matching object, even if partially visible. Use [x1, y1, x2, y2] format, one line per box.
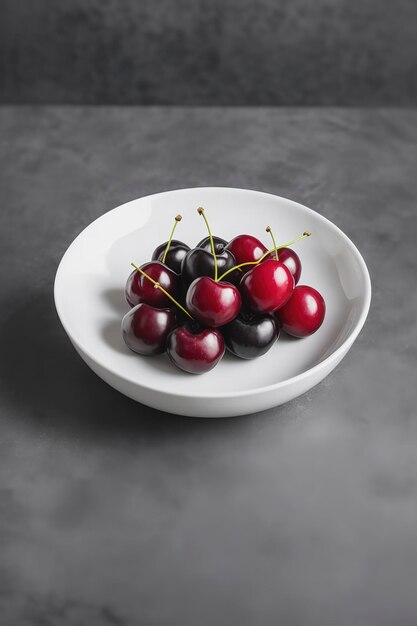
[54, 187, 371, 417]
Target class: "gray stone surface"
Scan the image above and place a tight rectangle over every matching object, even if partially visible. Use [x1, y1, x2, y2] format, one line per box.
[1, 1, 417, 105]
[1, 106, 417, 625]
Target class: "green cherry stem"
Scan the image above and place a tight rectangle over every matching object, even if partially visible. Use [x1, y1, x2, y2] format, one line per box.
[162, 214, 182, 264]
[216, 231, 311, 282]
[197, 207, 218, 281]
[266, 226, 279, 261]
[130, 262, 194, 320]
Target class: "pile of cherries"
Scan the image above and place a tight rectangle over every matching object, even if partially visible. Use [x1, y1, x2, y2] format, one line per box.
[121, 208, 326, 374]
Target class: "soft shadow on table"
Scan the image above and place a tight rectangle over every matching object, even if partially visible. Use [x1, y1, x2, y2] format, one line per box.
[0, 288, 293, 444]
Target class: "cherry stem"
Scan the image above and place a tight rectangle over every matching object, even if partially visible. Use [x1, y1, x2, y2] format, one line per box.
[216, 231, 311, 282]
[130, 262, 194, 320]
[197, 207, 218, 281]
[266, 226, 278, 261]
[162, 214, 182, 264]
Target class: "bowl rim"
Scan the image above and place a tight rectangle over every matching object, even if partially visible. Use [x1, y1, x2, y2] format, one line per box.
[54, 186, 372, 400]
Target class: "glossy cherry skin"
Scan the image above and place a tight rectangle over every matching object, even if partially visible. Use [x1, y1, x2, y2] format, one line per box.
[125, 261, 180, 308]
[121, 303, 176, 355]
[225, 235, 267, 272]
[240, 259, 294, 313]
[181, 248, 238, 288]
[186, 276, 242, 327]
[197, 236, 228, 254]
[222, 310, 279, 359]
[268, 247, 302, 284]
[152, 239, 190, 274]
[167, 323, 225, 374]
[276, 285, 326, 337]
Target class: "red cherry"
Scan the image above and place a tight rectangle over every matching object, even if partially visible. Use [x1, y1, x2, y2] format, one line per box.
[122, 303, 176, 355]
[277, 285, 326, 337]
[226, 235, 267, 269]
[240, 259, 294, 313]
[186, 276, 241, 327]
[268, 247, 302, 284]
[167, 323, 225, 374]
[125, 261, 179, 308]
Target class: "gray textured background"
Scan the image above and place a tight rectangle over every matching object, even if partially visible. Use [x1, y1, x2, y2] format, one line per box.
[1, 0, 416, 104]
[1, 2, 417, 624]
[1, 106, 417, 625]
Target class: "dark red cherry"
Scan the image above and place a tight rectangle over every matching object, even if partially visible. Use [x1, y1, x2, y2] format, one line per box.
[197, 236, 228, 254]
[125, 261, 179, 308]
[276, 285, 326, 337]
[240, 259, 294, 313]
[268, 247, 302, 284]
[181, 248, 238, 288]
[222, 309, 279, 359]
[225, 235, 267, 271]
[167, 322, 225, 374]
[186, 276, 241, 327]
[121, 303, 176, 355]
[152, 240, 190, 274]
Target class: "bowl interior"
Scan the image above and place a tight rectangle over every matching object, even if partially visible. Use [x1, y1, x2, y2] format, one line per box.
[55, 188, 370, 397]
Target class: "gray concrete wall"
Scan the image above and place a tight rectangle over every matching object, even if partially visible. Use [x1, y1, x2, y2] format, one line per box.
[1, 0, 416, 104]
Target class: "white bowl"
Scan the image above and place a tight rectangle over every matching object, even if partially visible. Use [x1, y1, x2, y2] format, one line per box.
[54, 187, 371, 417]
